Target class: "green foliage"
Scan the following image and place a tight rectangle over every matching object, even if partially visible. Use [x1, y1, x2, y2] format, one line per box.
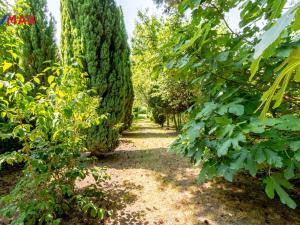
[0, 57, 108, 223]
[0, 151, 26, 169]
[16, 0, 57, 82]
[0, 1, 22, 154]
[264, 174, 296, 209]
[249, 2, 300, 118]
[0, 1, 19, 64]
[152, 0, 181, 11]
[0, 0, 57, 154]
[131, 0, 300, 208]
[61, 0, 134, 153]
[132, 12, 194, 129]
[152, 109, 166, 127]
[172, 98, 300, 208]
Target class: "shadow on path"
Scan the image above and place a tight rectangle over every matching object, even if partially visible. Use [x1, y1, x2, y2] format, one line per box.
[96, 119, 300, 225]
[122, 132, 177, 139]
[100, 147, 197, 191]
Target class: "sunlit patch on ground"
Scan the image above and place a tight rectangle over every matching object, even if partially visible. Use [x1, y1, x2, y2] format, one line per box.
[91, 119, 300, 225]
[2, 119, 300, 225]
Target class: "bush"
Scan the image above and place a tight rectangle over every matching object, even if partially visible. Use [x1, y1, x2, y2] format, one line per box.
[0, 62, 108, 224]
[152, 109, 166, 127]
[133, 106, 147, 119]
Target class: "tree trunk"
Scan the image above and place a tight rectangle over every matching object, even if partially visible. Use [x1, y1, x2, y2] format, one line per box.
[167, 114, 170, 127]
[173, 114, 178, 130]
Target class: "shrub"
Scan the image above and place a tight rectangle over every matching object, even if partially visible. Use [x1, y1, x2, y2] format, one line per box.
[152, 109, 166, 127]
[0, 62, 108, 224]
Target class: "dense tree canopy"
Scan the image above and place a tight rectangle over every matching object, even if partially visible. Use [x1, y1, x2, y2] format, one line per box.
[17, 0, 57, 82]
[1, 0, 57, 153]
[132, 12, 193, 129]
[131, 0, 300, 209]
[0, 1, 107, 224]
[61, 0, 134, 153]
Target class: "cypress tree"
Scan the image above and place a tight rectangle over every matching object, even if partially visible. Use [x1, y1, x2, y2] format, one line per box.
[61, 0, 134, 153]
[119, 9, 134, 131]
[17, 0, 57, 82]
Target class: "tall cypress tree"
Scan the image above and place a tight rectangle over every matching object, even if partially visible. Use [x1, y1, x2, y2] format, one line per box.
[17, 0, 57, 82]
[119, 9, 134, 131]
[61, 0, 134, 153]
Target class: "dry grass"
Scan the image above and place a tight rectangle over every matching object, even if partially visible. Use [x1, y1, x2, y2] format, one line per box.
[77, 118, 300, 225]
[2, 119, 300, 225]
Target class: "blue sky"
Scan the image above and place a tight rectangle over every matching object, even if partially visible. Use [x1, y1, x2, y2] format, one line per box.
[47, 0, 240, 43]
[47, 0, 159, 43]
[8, 0, 241, 43]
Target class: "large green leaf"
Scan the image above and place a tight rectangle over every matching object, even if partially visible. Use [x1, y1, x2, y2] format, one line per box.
[2, 62, 13, 72]
[274, 115, 300, 131]
[290, 141, 300, 151]
[230, 150, 248, 170]
[228, 104, 244, 116]
[265, 149, 283, 168]
[218, 140, 232, 156]
[217, 134, 246, 157]
[186, 121, 205, 141]
[196, 102, 218, 119]
[264, 174, 296, 209]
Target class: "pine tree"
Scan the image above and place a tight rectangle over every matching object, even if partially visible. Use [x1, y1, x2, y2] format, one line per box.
[17, 0, 57, 82]
[61, 0, 134, 153]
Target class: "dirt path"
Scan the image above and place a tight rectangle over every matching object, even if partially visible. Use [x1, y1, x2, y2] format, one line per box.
[79, 119, 300, 225]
